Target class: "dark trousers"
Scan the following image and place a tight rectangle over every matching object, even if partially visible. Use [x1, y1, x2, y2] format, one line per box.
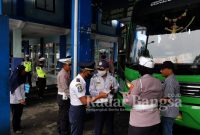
[57, 95, 70, 135]
[95, 111, 114, 135]
[36, 78, 46, 98]
[10, 104, 24, 132]
[161, 117, 175, 135]
[26, 72, 32, 87]
[69, 105, 86, 135]
[128, 124, 160, 135]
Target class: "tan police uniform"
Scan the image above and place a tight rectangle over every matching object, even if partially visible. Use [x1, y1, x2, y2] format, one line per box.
[57, 57, 71, 135]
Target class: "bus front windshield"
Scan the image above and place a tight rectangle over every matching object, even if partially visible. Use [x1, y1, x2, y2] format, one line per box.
[128, 26, 200, 75]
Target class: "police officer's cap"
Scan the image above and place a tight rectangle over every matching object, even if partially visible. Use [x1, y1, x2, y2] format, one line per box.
[97, 60, 109, 70]
[139, 56, 154, 68]
[79, 61, 95, 71]
[59, 56, 72, 64]
[99, 49, 107, 53]
[39, 57, 45, 62]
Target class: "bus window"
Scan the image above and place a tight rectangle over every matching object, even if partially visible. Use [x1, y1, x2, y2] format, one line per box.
[128, 26, 148, 65]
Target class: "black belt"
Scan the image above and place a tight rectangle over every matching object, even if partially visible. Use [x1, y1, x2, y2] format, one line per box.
[70, 105, 85, 109]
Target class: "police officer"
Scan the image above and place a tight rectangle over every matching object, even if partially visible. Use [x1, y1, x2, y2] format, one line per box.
[124, 56, 163, 135]
[99, 49, 114, 75]
[57, 57, 72, 135]
[69, 62, 108, 135]
[23, 55, 32, 87]
[36, 57, 46, 99]
[89, 60, 119, 135]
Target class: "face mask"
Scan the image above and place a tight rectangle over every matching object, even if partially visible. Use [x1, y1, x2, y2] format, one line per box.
[86, 71, 94, 79]
[97, 70, 107, 77]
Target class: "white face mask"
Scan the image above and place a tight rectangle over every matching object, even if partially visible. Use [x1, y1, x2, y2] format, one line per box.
[97, 70, 107, 77]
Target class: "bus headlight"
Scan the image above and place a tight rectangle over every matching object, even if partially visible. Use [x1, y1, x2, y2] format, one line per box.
[176, 112, 183, 120]
[126, 80, 133, 89]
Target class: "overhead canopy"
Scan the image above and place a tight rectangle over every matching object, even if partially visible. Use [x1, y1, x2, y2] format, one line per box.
[132, 0, 200, 34]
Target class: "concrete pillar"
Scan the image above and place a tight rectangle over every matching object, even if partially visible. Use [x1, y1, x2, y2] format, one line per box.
[0, 15, 10, 134]
[40, 38, 44, 57]
[58, 35, 67, 69]
[113, 42, 118, 63]
[114, 22, 120, 63]
[59, 35, 67, 59]
[13, 29, 22, 57]
[71, 0, 92, 78]
[22, 40, 29, 55]
[0, 0, 2, 15]
[12, 28, 23, 71]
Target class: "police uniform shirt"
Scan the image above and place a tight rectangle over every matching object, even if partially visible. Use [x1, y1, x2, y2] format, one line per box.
[57, 68, 70, 97]
[89, 73, 119, 100]
[125, 74, 163, 127]
[69, 74, 86, 106]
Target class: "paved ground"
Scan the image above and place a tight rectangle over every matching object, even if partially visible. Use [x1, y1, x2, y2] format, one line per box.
[10, 90, 200, 135]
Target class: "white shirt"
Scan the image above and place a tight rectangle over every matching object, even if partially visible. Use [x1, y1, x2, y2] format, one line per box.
[89, 73, 119, 103]
[10, 84, 26, 104]
[69, 74, 86, 106]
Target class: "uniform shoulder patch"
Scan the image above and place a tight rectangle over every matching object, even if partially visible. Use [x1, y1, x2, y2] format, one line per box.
[75, 83, 83, 92]
[76, 78, 80, 82]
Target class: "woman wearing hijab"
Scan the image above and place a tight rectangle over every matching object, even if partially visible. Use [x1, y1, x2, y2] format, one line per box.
[10, 65, 27, 134]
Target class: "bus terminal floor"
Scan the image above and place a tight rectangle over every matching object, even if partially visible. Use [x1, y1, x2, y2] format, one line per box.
[10, 90, 200, 135]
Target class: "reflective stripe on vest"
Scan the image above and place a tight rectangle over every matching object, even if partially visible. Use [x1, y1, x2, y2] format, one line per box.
[36, 66, 46, 78]
[132, 79, 157, 110]
[133, 104, 158, 111]
[24, 61, 32, 72]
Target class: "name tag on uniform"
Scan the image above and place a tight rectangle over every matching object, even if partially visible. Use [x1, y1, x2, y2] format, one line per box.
[76, 84, 83, 92]
[96, 82, 101, 85]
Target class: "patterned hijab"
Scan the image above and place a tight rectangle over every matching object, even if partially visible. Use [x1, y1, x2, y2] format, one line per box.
[10, 65, 26, 94]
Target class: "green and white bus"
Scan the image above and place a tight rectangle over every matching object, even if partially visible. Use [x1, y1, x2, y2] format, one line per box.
[118, 0, 200, 130]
